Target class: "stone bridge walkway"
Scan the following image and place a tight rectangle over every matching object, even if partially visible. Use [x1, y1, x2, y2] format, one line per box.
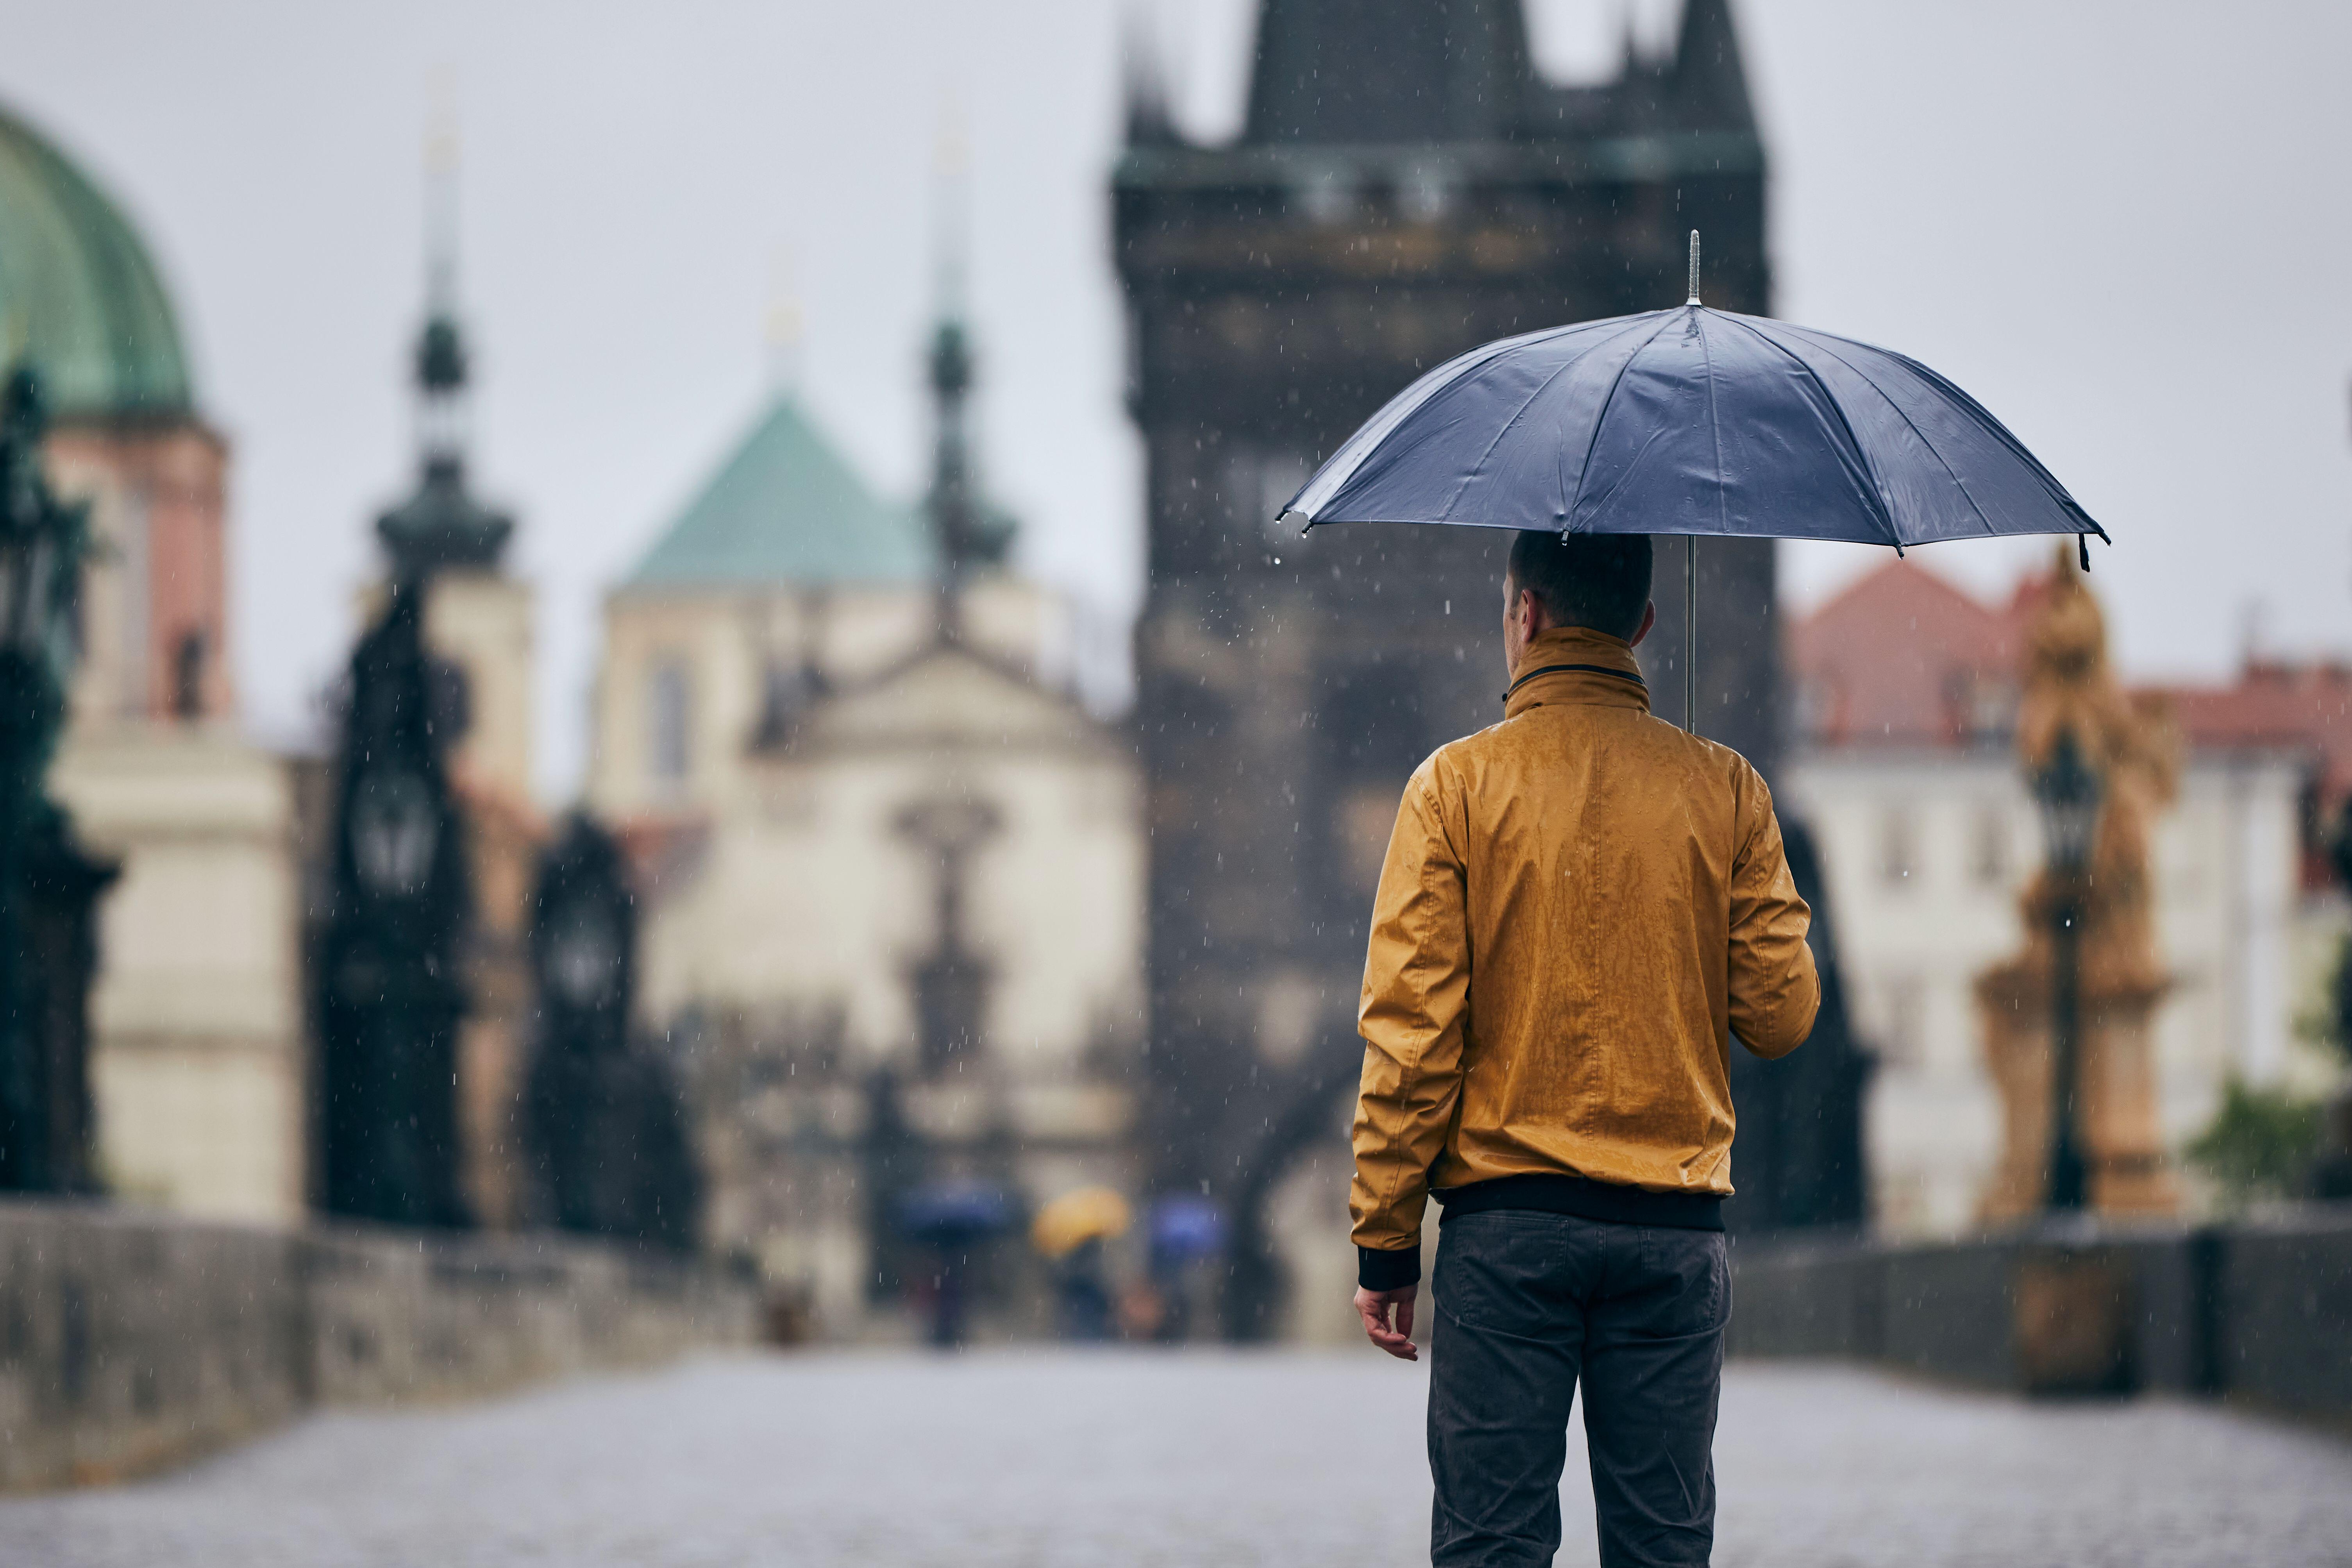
[4, 1352, 2347, 1566]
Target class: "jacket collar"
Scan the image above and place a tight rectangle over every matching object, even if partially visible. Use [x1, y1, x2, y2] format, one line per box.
[1503, 626, 1650, 720]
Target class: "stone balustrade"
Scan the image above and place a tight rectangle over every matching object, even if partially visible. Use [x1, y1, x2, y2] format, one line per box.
[0, 1200, 756, 1491]
[1728, 1203, 2352, 1419]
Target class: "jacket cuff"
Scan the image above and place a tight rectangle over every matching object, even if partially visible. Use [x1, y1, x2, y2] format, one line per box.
[1357, 1244, 1422, 1292]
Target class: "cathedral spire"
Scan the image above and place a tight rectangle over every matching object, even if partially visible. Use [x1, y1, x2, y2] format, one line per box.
[1243, 0, 1533, 146]
[377, 85, 511, 583]
[1121, 4, 1181, 148]
[925, 103, 978, 644]
[1672, 0, 1757, 134]
[415, 86, 468, 468]
[764, 245, 804, 394]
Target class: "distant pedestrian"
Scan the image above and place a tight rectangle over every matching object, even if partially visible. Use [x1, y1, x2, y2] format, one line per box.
[1349, 531, 1819, 1567]
[1053, 1236, 1114, 1341]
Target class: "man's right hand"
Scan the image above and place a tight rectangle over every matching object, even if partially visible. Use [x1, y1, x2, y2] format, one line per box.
[1354, 1283, 1419, 1361]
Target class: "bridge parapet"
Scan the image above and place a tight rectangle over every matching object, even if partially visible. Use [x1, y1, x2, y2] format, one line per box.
[1729, 1204, 2352, 1419]
[0, 1201, 756, 1491]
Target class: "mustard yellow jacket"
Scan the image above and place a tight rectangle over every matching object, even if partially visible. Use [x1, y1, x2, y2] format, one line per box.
[1350, 624, 1820, 1260]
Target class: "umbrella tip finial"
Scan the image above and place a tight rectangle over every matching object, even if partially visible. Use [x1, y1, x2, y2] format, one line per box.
[1687, 230, 1701, 307]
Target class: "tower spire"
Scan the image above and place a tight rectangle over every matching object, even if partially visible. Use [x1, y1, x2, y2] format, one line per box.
[764, 245, 804, 394]
[1121, 3, 1181, 148]
[1672, 0, 1757, 134]
[377, 77, 511, 583]
[415, 73, 469, 471]
[424, 70, 459, 321]
[925, 98, 977, 643]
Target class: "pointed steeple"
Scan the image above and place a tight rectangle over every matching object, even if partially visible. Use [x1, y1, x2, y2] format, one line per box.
[922, 105, 1015, 644]
[1122, 4, 1181, 148]
[925, 102, 976, 642]
[1672, 0, 1756, 134]
[377, 92, 511, 583]
[764, 246, 804, 393]
[1243, 0, 1533, 145]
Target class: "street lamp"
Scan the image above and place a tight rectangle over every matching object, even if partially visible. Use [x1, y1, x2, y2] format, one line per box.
[2031, 728, 2103, 1212]
[543, 899, 621, 1012]
[348, 767, 441, 900]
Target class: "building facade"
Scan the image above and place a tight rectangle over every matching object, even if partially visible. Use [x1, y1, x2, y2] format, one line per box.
[1788, 560, 2346, 1234]
[2, 103, 306, 1224]
[589, 347, 1142, 1336]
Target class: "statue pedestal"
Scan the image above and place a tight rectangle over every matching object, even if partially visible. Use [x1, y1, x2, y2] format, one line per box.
[1977, 965, 2178, 1225]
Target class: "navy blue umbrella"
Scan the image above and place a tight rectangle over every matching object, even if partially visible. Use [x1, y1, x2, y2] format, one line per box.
[1280, 233, 2107, 728]
[898, 1180, 1015, 1248]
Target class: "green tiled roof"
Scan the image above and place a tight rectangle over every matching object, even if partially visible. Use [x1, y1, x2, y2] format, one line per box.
[625, 395, 934, 589]
[0, 104, 192, 420]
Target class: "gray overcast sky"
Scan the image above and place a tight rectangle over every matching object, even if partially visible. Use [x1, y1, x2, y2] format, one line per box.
[2, 0, 2347, 798]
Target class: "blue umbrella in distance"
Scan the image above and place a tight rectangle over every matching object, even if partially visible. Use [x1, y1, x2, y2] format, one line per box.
[899, 1180, 1015, 1248]
[1280, 232, 2108, 731]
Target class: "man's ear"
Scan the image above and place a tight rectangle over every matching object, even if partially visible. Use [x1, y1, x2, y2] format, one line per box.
[1628, 601, 1657, 648]
[1514, 586, 1549, 635]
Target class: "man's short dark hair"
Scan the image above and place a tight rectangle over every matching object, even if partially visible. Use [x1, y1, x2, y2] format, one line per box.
[1506, 531, 1653, 641]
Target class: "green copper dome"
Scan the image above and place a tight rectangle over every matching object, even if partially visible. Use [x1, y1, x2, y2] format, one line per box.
[0, 104, 192, 420]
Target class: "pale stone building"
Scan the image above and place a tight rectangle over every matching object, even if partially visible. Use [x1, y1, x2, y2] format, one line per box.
[2, 102, 306, 1223]
[588, 376, 1143, 1334]
[1788, 561, 2346, 1235]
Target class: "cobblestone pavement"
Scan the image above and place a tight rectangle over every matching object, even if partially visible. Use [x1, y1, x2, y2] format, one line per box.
[4, 1353, 2348, 1567]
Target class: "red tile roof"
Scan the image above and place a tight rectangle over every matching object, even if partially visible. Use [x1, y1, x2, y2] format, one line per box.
[1792, 560, 2352, 813]
[1787, 560, 2036, 748]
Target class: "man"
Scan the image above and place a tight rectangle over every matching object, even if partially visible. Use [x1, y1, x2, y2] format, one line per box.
[1349, 531, 1819, 1568]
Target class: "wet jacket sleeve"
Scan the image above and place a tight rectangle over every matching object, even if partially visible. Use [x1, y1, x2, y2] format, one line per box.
[1350, 760, 1470, 1289]
[1727, 771, 1820, 1060]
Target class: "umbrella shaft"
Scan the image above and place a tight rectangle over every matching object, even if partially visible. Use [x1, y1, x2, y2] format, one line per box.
[1684, 536, 1698, 734]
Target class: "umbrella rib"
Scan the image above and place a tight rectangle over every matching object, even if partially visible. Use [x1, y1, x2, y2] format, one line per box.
[1694, 309, 1728, 535]
[1297, 316, 1630, 522]
[1764, 322, 2004, 542]
[1877, 347, 2111, 543]
[1561, 311, 1685, 530]
[1717, 314, 1905, 550]
[1442, 315, 1657, 526]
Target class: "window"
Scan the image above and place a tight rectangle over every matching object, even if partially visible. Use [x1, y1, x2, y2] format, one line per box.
[648, 657, 692, 789]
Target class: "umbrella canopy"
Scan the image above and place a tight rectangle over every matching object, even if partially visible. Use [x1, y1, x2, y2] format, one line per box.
[1281, 302, 2103, 557]
[898, 1180, 1015, 1248]
[1279, 234, 2107, 733]
[1147, 1195, 1225, 1264]
[1030, 1185, 1131, 1260]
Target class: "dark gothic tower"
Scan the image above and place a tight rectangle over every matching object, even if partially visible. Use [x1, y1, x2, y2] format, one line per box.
[1116, 0, 1841, 1330]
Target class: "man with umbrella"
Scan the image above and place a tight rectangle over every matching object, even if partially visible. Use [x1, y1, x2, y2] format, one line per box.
[1324, 239, 2105, 1565]
[1349, 529, 1818, 1566]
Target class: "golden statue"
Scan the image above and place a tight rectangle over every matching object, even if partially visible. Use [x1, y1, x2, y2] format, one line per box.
[1975, 545, 2180, 1221]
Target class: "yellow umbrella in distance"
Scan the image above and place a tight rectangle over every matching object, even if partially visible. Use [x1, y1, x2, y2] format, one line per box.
[1031, 1186, 1131, 1260]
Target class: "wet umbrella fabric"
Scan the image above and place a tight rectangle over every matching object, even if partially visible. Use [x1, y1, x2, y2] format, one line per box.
[1280, 304, 2106, 554]
[1031, 1185, 1131, 1260]
[898, 1181, 1014, 1247]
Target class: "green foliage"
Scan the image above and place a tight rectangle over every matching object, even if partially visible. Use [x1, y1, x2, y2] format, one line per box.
[2187, 1077, 2323, 1202]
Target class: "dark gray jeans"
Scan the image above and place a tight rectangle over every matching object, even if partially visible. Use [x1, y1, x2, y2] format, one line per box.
[1428, 1210, 1728, 1567]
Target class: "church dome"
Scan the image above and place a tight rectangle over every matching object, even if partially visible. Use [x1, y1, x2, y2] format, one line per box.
[0, 104, 192, 420]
